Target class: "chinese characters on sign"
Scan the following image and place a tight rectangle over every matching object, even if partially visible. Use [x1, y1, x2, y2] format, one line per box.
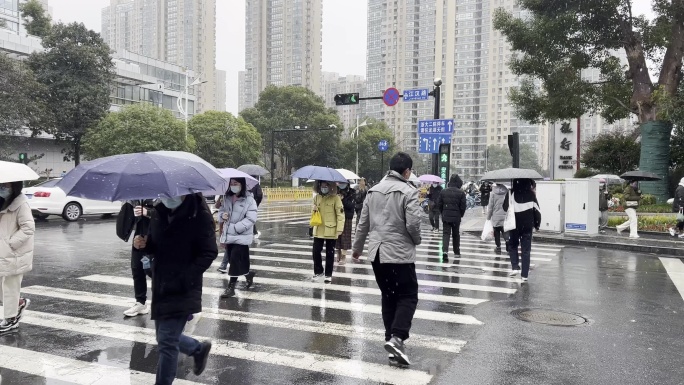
[417, 119, 454, 134]
[418, 119, 454, 154]
[560, 122, 573, 134]
[556, 121, 576, 173]
[403, 88, 430, 102]
[560, 138, 572, 151]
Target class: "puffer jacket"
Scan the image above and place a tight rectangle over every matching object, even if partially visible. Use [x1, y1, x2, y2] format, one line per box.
[480, 183, 492, 206]
[0, 194, 35, 277]
[512, 179, 541, 231]
[437, 174, 467, 223]
[623, 184, 641, 209]
[312, 193, 344, 239]
[673, 181, 684, 212]
[487, 184, 509, 227]
[352, 171, 422, 264]
[339, 188, 356, 219]
[219, 192, 258, 245]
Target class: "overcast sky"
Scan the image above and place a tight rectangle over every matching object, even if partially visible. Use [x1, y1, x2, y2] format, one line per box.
[49, 0, 653, 115]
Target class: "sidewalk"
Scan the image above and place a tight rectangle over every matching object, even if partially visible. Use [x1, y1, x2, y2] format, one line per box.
[460, 209, 684, 258]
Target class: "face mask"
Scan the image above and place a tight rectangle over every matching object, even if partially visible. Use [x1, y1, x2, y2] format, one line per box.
[230, 185, 241, 194]
[320, 187, 329, 195]
[432, 183, 439, 188]
[161, 196, 183, 209]
[0, 187, 10, 199]
[339, 183, 348, 190]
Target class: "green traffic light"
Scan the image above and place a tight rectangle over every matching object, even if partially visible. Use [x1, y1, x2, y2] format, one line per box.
[350, 95, 357, 103]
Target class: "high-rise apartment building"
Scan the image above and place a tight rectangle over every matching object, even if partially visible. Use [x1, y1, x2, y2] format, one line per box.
[239, 0, 323, 111]
[321, 72, 366, 135]
[101, 0, 218, 113]
[0, 0, 51, 35]
[214, 69, 226, 112]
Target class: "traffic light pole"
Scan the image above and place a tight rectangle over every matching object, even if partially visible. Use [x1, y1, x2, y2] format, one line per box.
[431, 83, 441, 176]
[270, 126, 336, 188]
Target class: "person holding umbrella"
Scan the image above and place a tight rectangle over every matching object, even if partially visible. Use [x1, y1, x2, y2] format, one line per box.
[508, 179, 541, 282]
[311, 180, 344, 282]
[617, 180, 642, 239]
[670, 177, 684, 238]
[0, 180, 34, 334]
[217, 178, 258, 297]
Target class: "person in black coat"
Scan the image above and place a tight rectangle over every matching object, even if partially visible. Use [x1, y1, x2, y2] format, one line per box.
[249, 179, 264, 238]
[670, 177, 684, 237]
[133, 193, 217, 384]
[508, 179, 541, 283]
[479, 182, 492, 214]
[116, 199, 156, 317]
[354, 178, 368, 225]
[427, 183, 443, 232]
[437, 174, 467, 262]
[336, 182, 356, 264]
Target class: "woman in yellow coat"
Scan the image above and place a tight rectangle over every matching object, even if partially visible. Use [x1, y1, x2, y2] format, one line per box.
[311, 180, 344, 283]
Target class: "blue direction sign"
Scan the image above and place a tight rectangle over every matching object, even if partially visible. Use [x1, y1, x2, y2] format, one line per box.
[418, 134, 451, 154]
[418, 119, 454, 134]
[403, 88, 430, 102]
[378, 139, 389, 152]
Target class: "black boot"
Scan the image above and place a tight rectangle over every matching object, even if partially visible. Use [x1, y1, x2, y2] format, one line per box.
[245, 271, 256, 288]
[442, 253, 449, 263]
[220, 283, 236, 298]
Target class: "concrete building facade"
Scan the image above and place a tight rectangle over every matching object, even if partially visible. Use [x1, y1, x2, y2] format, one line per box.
[239, 0, 323, 111]
[214, 69, 226, 112]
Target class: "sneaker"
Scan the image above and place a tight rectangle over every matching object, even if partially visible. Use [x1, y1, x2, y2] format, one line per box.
[616, 227, 624, 235]
[254, 231, 261, 239]
[521, 277, 528, 283]
[494, 247, 501, 255]
[192, 341, 212, 375]
[442, 253, 449, 263]
[679, 234, 684, 239]
[312, 273, 323, 281]
[16, 298, 30, 322]
[217, 267, 228, 274]
[509, 267, 521, 276]
[324, 276, 332, 283]
[0, 317, 19, 334]
[123, 302, 149, 317]
[629, 235, 640, 239]
[669, 228, 677, 237]
[384, 336, 410, 365]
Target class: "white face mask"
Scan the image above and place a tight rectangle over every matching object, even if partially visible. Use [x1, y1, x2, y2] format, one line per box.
[0, 187, 11, 199]
[161, 196, 183, 209]
[320, 187, 329, 195]
[432, 183, 439, 188]
[339, 183, 348, 190]
[230, 185, 242, 194]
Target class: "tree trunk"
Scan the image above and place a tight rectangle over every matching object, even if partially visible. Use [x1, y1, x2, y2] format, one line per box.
[73, 137, 81, 166]
[638, 120, 671, 202]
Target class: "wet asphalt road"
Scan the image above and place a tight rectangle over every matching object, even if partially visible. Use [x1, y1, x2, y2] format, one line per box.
[1, 203, 684, 385]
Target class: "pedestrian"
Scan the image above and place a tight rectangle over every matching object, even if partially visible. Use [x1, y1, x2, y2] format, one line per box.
[116, 199, 156, 317]
[479, 181, 492, 215]
[598, 180, 611, 233]
[616, 180, 641, 239]
[437, 174, 467, 262]
[0, 181, 34, 334]
[311, 180, 344, 283]
[354, 178, 368, 226]
[217, 178, 258, 298]
[132, 193, 215, 384]
[249, 177, 263, 239]
[336, 181, 356, 265]
[487, 183, 509, 254]
[352, 152, 422, 366]
[427, 181, 443, 233]
[669, 177, 684, 238]
[508, 179, 541, 283]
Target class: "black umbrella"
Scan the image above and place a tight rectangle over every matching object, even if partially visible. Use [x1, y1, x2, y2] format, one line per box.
[620, 171, 662, 182]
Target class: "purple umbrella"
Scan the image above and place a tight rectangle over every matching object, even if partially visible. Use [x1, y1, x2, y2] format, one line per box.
[292, 166, 347, 183]
[418, 174, 445, 184]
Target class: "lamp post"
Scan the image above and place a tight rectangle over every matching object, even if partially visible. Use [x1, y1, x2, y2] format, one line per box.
[352, 117, 369, 176]
[177, 70, 207, 140]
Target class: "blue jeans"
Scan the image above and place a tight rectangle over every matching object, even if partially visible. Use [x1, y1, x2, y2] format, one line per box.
[155, 316, 201, 385]
[508, 227, 533, 278]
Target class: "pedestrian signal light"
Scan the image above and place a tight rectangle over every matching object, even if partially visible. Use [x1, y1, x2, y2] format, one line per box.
[334, 93, 360, 105]
[18, 153, 27, 164]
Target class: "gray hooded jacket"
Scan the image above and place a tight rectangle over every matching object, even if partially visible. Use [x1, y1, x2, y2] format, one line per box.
[352, 171, 422, 264]
[487, 184, 509, 227]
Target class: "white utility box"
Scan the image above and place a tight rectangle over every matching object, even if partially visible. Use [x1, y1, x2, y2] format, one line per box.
[563, 178, 599, 236]
[536, 181, 565, 233]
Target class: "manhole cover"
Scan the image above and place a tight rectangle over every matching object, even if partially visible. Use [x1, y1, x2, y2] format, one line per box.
[512, 309, 587, 326]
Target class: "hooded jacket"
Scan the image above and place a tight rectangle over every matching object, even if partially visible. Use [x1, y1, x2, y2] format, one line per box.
[352, 171, 422, 264]
[312, 192, 345, 239]
[487, 184, 509, 227]
[218, 192, 258, 245]
[0, 194, 34, 277]
[512, 179, 541, 231]
[437, 174, 467, 223]
[673, 177, 684, 212]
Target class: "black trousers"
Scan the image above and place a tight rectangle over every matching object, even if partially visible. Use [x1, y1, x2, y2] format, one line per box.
[442, 221, 461, 255]
[312, 237, 336, 277]
[493, 226, 504, 248]
[131, 248, 147, 304]
[429, 208, 440, 230]
[371, 252, 418, 341]
[508, 227, 533, 278]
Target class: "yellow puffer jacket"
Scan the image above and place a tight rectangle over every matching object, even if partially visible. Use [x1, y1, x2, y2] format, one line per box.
[312, 193, 344, 239]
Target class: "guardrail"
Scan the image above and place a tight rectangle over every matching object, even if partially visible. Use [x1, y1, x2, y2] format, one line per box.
[263, 188, 313, 201]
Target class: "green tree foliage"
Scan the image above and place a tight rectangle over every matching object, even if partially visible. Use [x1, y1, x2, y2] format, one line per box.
[82, 104, 192, 159]
[494, 0, 684, 200]
[28, 22, 115, 165]
[581, 130, 641, 175]
[189, 111, 262, 168]
[574, 168, 598, 178]
[337, 118, 395, 182]
[19, 0, 52, 38]
[240, 85, 343, 174]
[485, 144, 542, 173]
[0, 52, 47, 135]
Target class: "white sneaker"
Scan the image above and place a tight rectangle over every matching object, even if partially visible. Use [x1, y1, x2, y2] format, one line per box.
[254, 231, 261, 239]
[629, 235, 640, 239]
[669, 228, 676, 237]
[508, 269, 520, 276]
[616, 227, 624, 235]
[679, 233, 684, 239]
[324, 276, 332, 283]
[311, 274, 323, 281]
[521, 277, 528, 283]
[123, 302, 149, 317]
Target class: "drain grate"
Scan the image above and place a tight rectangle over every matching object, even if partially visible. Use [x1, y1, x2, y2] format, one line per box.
[512, 309, 588, 326]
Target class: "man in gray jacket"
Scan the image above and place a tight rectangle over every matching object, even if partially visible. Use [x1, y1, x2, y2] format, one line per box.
[352, 152, 422, 366]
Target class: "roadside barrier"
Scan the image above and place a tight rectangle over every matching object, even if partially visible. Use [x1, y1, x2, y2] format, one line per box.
[263, 188, 313, 201]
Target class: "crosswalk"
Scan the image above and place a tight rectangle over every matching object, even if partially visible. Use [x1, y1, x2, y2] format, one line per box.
[1, 205, 565, 384]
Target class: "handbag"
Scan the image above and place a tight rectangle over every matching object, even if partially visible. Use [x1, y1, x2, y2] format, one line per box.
[625, 201, 639, 208]
[310, 211, 323, 227]
[481, 220, 494, 242]
[503, 192, 517, 232]
[677, 208, 684, 222]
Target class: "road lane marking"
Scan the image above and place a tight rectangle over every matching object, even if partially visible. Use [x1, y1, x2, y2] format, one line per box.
[291, 238, 563, 253]
[16, 310, 433, 385]
[78, 275, 484, 325]
[659, 257, 684, 302]
[20, 286, 466, 353]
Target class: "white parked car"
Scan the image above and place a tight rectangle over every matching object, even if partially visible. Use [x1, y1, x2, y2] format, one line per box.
[22, 178, 122, 221]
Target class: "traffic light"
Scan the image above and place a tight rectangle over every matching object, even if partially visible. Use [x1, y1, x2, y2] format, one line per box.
[438, 143, 451, 184]
[508, 133, 520, 168]
[18, 153, 28, 164]
[334, 93, 360, 105]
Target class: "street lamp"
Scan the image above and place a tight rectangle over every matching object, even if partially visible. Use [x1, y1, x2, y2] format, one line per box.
[351, 117, 368, 175]
[177, 70, 207, 140]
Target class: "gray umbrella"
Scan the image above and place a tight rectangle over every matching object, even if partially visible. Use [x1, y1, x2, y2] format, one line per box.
[620, 171, 662, 181]
[237, 164, 269, 176]
[481, 168, 543, 182]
